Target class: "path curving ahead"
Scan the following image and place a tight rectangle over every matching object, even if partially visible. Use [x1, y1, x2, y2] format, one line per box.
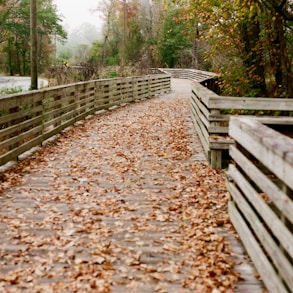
[0, 79, 263, 292]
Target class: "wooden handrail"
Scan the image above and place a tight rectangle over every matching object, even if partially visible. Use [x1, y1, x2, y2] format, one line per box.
[0, 74, 170, 167]
[191, 80, 293, 168]
[227, 117, 293, 293]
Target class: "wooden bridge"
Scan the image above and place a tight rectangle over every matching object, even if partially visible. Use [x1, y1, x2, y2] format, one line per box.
[0, 69, 292, 292]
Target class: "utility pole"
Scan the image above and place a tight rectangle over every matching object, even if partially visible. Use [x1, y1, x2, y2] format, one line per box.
[30, 0, 38, 90]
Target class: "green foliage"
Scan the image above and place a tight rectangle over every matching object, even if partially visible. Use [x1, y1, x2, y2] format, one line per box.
[56, 48, 72, 65]
[107, 70, 118, 78]
[95, 0, 161, 70]
[158, 8, 193, 68]
[0, 0, 67, 76]
[125, 17, 145, 64]
[105, 55, 120, 66]
[166, 0, 293, 97]
[0, 86, 22, 96]
[89, 41, 104, 63]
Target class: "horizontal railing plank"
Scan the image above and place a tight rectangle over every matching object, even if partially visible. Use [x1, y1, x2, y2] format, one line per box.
[229, 117, 293, 190]
[227, 177, 293, 289]
[227, 117, 293, 292]
[228, 201, 289, 293]
[228, 164, 293, 260]
[0, 74, 170, 166]
[191, 78, 293, 168]
[229, 144, 293, 223]
[0, 116, 42, 140]
[208, 96, 293, 110]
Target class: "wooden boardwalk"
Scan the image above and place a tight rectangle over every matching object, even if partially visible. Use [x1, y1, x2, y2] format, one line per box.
[0, 79, 265, 292]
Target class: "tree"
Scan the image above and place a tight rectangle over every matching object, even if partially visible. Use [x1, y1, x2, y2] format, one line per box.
[0, 0, 66, 76]
[31, 0, 38, 89]
[259, 0, 293, 97]
[157, 7, 193, 68]
[94, 0, 162, 69]
[121, 0, 144, 65]
[95, 0, 120, 65]
[0, 1, 17, 43]
[171, 0, 293, 97]
[89, 40, 104, 63]
[237, 2, 267, 96]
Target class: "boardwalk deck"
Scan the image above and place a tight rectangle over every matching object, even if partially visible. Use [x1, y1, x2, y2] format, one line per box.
[0, 79, 264, 292]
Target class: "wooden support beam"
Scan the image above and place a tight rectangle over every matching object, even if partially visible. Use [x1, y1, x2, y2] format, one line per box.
[210, 149, 222, 169]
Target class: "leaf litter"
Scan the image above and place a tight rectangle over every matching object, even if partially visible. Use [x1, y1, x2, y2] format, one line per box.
[0, 95, 242, 292]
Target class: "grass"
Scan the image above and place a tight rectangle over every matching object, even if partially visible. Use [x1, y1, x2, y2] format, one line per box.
[0, 87, 23, 96]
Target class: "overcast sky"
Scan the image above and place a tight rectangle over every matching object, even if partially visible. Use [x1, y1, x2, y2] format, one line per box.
[53, 0, 103, 31]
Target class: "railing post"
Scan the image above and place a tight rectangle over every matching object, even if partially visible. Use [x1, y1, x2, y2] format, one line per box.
[41, 91, 46, 142]
[210, 108, 222, 169]
[148, 75, 151, 98]
[132, 77, 138, 100]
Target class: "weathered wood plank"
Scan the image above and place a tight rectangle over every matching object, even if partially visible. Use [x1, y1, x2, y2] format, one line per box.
[0, 116, 42, 139]
[228, 165, 293, 289]
[210, 150, 222, 169]
[228, 163, 293, 260]
[0, 135, 44, 166]
[191, 94, 210, 130]
[228, 201, 289, 293]
[0, 105, 43, 125]
[159, 68, 217, 82]
[208, 125, 229, 133]
[0, 74, 171, 166]
[254, 116, 293, 125]
[209, 139, 233, 150]
[190, 115, 209, 157]
[0, 92, 43, 112]
[207, 115, 293, 130]
[43, 103, 78, 123]
[209, 96, 293, 110]
[0, 124, 42, 149]
[191, 81, 219, 108]
[229, 145, 293, 224]
[190, 105, 209, 155]
[191, 91, 210, 123]
[191, 81, 293, 169]
[229, 117, 293, 190]
[208, 114, 230, 122]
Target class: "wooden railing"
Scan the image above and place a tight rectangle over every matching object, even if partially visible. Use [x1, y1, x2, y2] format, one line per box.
[153, 68, 219, 92]
[226, 117, 293, 293]
[190, 81, 293, 168]
[0, 74, 170, 166]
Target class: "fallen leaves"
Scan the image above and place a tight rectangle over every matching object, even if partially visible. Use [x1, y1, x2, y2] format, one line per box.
[0, 95, 241, 292]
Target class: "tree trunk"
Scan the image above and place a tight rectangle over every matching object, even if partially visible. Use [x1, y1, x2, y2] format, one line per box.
[30, 0, 38, 90]
[240, 19, 267, 96]
[8, 38, 13, 76]
[271, 14, 293, 98]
